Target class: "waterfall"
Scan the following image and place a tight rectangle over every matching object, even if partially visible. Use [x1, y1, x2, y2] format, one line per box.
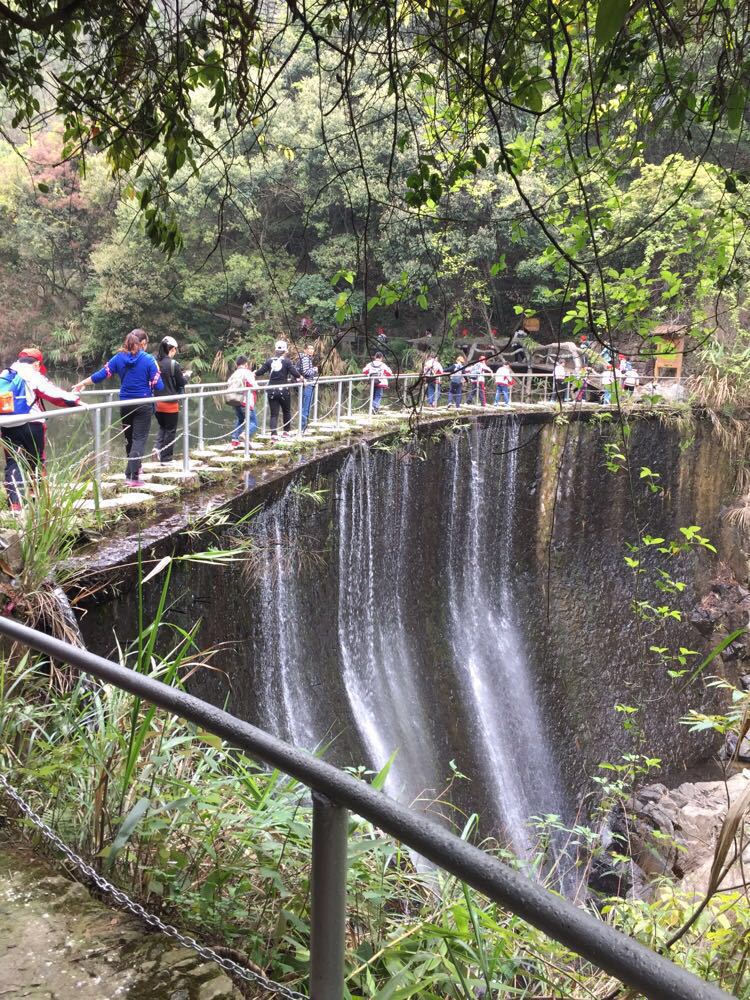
[445, 421, 565, 855]
[336, 446, 439, 801]
[254, 488, 317, 747]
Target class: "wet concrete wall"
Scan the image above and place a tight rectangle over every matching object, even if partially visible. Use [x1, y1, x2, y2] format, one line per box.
[78, 412, 739, 838]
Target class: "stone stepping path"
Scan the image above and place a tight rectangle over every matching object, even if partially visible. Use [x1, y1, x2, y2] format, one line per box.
[73, 408, 464, 516]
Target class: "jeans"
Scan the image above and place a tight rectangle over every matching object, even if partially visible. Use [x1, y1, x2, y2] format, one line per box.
[2, 422, 45, 505]
[468, 382, 486, 405]
[426, 381, 440, 406]
[301, 384, 314, 430]
[372, 385, 384, 411]
[232, 405, 258, 441]
[447, 383, 462, 407]
[494, 384, 510, 405]
[120, 404, 152, 481]
[269, 390, 292, 434]
[154, 409, 178, 462]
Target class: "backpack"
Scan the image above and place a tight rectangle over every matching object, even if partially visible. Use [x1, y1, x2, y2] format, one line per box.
[225, 367, 251, 407]
[0, 368, 31, 415]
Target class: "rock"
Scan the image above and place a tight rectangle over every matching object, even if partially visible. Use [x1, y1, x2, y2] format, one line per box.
[622, 770, 750, 898]
[196, 973, 237, 998]
[740, 674, 750, 691]
[588, 852, 652, 901]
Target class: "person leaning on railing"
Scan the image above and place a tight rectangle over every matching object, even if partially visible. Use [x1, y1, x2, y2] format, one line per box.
[72, 329, 163, 488]
[0, 348, 82, 511]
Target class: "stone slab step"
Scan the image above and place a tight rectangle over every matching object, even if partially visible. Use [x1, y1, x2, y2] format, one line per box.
[204, 454, 256, 466]
[148, 471, 201, 485]
[75, 492, 154, 511]
[121, 481, 180, 495]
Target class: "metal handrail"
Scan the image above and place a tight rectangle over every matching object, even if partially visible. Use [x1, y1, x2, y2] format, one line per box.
[0, 615, 730, 1000]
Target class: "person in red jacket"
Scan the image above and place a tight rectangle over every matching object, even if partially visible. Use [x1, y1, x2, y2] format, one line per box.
[0, 347, 81, 509]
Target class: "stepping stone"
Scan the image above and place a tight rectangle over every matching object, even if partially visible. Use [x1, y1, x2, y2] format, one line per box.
[84, 481, 120, 497]
[104, 472, 154, 483]
[124, 481, 180, 495]
[189, 449, 227, 460]
[203, 454, 256, 466]
[148, 470, 200, 485]
[141, 460, 185, 472]
[75, 492, 154, 511]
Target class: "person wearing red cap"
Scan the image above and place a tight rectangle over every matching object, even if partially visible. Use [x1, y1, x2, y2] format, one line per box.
[0, 347, 81, 510]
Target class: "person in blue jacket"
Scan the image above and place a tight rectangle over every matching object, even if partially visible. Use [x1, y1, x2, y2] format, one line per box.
[73, 329, 163, 487]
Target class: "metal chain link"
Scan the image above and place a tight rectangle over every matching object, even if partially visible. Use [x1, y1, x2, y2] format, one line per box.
[0, 772, 308, 1000]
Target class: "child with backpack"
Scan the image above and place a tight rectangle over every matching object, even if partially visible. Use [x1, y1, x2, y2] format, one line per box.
[225, 356, 259, 447]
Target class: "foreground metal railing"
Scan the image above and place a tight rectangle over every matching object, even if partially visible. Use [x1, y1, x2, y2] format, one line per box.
[0, 615, 729, 1000]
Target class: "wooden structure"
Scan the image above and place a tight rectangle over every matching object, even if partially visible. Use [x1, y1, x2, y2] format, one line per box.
[652, 323, 686, 380]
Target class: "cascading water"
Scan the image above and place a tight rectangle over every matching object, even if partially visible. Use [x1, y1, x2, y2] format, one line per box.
[250, 424, 565, 851]
[336, 446, 440, 801]
[254, 487, 317, 747]
[445, 421, 566, 855]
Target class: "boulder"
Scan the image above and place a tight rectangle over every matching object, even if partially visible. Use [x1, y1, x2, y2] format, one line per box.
[625, 770, 750, 898]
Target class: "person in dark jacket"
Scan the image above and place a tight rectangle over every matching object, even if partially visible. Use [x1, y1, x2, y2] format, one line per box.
[255, 340, 302, 438]
[152, 336, 187, 463]
[73, 329, 163, 486]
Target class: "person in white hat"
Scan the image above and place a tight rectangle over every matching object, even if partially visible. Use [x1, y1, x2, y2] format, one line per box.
[256, 340, 303, 438]
[153, 336, 189, 463]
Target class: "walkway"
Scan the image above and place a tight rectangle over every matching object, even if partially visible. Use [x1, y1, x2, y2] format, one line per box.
[0, 838, 240, 999]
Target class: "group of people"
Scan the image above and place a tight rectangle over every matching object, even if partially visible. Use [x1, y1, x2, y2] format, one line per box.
[0, 334, 321, 507]
[361, 351, 516, 412]
[0, 332, 644, 510]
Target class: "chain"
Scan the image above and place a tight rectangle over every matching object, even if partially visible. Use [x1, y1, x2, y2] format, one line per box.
[0, 772, 308, 1000]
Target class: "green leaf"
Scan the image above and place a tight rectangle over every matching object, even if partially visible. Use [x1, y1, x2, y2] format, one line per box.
[371, 750, 398, 791]
[727, 82, 746, 131]
[595, 0, 630, 45]
[105, 797, 150, 870]
[681, 628, 746, 688]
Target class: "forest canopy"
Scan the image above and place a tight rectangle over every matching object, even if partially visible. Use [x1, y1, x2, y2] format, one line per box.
[0, 0, 749, 367]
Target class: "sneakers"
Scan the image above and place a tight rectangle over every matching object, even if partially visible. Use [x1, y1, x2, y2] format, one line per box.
[151, 448, 159, 462]
[125, 479, 146, 488]
[9, 502, 21, 513]
[281, 431, 291, 438]
[230, 439, 241, 449]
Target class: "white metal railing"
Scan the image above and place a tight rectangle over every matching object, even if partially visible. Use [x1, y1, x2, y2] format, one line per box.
[0, 371, 683, 486]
